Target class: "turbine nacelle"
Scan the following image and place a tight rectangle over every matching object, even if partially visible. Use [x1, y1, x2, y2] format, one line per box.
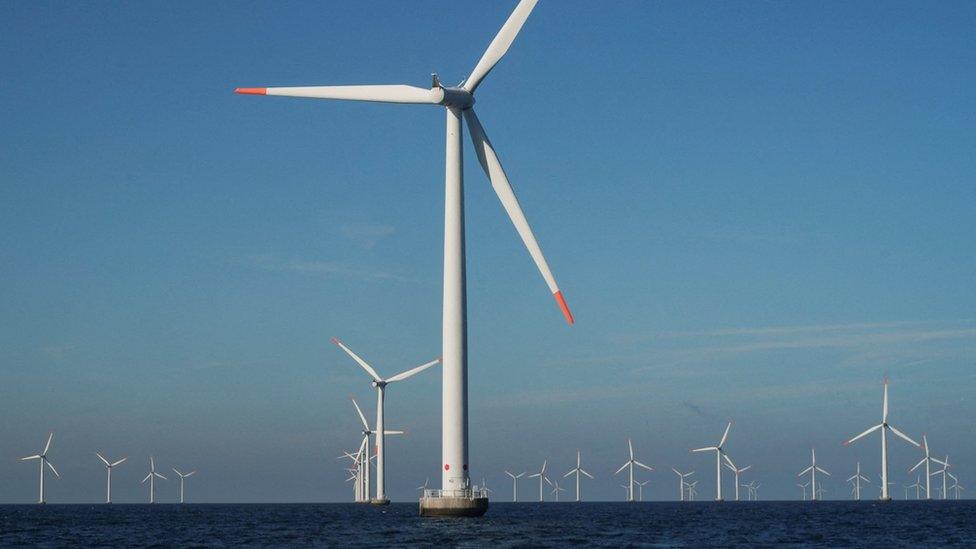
[437, 86, 475, 109]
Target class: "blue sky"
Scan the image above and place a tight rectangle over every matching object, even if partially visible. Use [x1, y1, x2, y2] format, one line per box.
[1, 0, 974, 503]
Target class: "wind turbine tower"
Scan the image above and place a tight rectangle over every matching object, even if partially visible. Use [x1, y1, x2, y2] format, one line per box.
[333, 338, 438, 504]
[236, 0, 573, 518]
[563, 451, 593, 502]
[691, 421, 733, 501]
[843, 378, 919, 501]
[96, 452, 127, 504]
[20, 432, 59, 504]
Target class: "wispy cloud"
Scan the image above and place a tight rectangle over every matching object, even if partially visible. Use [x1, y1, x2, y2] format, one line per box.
[243, 254, 404, 281]
[340, 223, 395, 250]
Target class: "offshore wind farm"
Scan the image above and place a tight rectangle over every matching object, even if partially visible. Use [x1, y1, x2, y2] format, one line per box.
[2, 0, 975, 545]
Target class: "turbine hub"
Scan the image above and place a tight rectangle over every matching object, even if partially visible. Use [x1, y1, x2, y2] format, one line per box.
[438, 86, 474, 109]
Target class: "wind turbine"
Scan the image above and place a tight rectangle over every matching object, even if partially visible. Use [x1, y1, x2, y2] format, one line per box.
[615, 439, 653, 502]
[846, 461, 870, 501]
[687, 480, 698, 501]
[96, 452, 127, 504]
[816, 485, 827, 500]
[931, 455, 951, 500]
[335, 340, 436, 507]
[417, 477, 430, 497]
[691, 421, 733, 501]
[843, 378, 919, 501]
[527, 460, 551, 502]
[338, 446, 366, 502]
[20, 432, 59, 504]
[620, 484, 630, 501]
[909, 435, 946, 500]
[907, 476, 923, 499]
[671, 468, 695, 501]
[173, 468, 196, 504]
[949, 479, 964, 500]
[236, 0, 573, 517]
[723, 456, 751, 501]
[797, 482, 809, 501]
[563, 451, 593, 502]
[505, 471, 525, 502]
[550, 480, 565, 502]
[141, 457, 167, 504]
[798, 448, 830, 501]
[635, 480, 649, 502]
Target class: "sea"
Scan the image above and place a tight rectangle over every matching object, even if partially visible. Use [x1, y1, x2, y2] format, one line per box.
[1, 501, 974, 547]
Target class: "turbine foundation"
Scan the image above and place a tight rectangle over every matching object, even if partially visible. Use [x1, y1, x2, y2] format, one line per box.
[419, 489, 488, 517]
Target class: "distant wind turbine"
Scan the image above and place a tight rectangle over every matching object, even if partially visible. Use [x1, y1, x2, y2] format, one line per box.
[527, 460, 551, 502]
[909, 435, 946, 500]
[635, 480, 649, 502]
[931, 455, 952, 500]
[797, 482, 810, 501]
[798, 448, 830, 501]
[671, 468, 694, 501]
[550, 479, 565, 502]
[173, 468, 196, 504]
[333, 338, 438, 504]
[615, 439, 653, 502]
[505, 471, 525, 502]
[141, 457, 167, 504]
[907, 476, 923, 500]
[843, 378, 919, 501]
[723, 456, 751, 501]
[846, 462, 870, 501]
[20, 432, 59, 504]
[96, 452, 126, 504]
[691, 421, 733, 501]
[563, 451, 593, 502]
[348, 396, 406, 503]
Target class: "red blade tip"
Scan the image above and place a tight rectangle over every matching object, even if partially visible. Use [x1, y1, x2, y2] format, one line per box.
[553, 291, 574, 325]
[235, 87, 267, 95]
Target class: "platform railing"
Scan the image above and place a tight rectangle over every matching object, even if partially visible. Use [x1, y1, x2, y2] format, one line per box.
[421, 487, 489, 500]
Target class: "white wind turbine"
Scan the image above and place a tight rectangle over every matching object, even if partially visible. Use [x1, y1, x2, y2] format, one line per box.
[141, 457, 167, 504]
[691, 421, 733, 501]
[338, 446, 366, 502]
[846, 462, 870, 501]
[910, 435, 946, 500]
[505, 471, 525, 502]
[723, 456, 751, 502]
[671, 468, 695, 501]
[236, 0, 573, 516]
[334, 339, 437, 504]
[687, 480, 699, 501]
[550, 480, 566, 502]
[563, 451, 593, 502]
[949, 477, 963, 500]
[843, 378, 919, 501]
[615, 439, 653, 502]
[20, 432, 59, 504]
[636, 480, 649, 502]
[96, 452, 127, 504]
[527, 460, 551, 502]
[907, 476, 923, 499]
[797, 482, 810, 501]
[173, 468, 196, 504]
[931, 455, 951, 500]
[877, 474, 895, 498]
[798, 448, 830, 501]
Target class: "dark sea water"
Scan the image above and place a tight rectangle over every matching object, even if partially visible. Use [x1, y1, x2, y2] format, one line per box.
[1, 501, 974, 547]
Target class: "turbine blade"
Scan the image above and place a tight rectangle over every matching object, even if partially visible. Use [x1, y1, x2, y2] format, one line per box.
[582, 470, 594, 479]
[385, 358, 440, 383]
[111, 457, 127, 467]
[816, 467, 831, 476]
[383, 430, 405, 435]
[96, 452, 110, 467]
[740, 465, 752, 473]
[563, 470, 574, 478]
[844, 424, 882, 445]
[186, 472, 196, 478]
[798, 466, 813, 476]
[722, 454, 736, 470]
[628, 439, 634, 460]
[45, 460, 60, 478]
[691, 447, 717, 453]
[463, 108, 573, 325]
[155, 473, 168, 480]
[888, 425, 920, 447]
[634, 461, 654, 472]
[21, 455, 41, 461]
[882, 378, 889, 423]
[517, 473, 525, 478]
[614, 462, 629, 475]
[719, 422, 732, 448]
[351, 398, 370, 431]
[332, 338, 383, 382]
[43, 432, 53, 455]
[527, 473, 541, 478]
[235, 84, 442, 104]
[464, 0, 539, 93]
[142, 473, 152, 483]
